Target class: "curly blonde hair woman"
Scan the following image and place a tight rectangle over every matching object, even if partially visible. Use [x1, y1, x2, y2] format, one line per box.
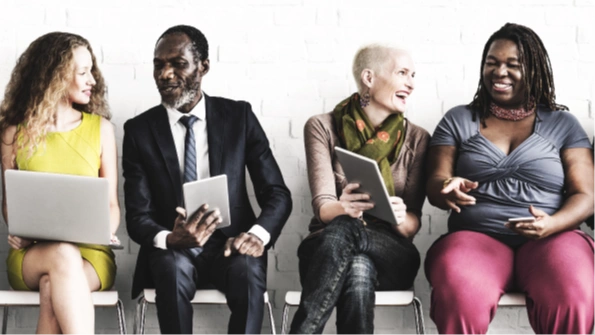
[0, 32, 119, 333]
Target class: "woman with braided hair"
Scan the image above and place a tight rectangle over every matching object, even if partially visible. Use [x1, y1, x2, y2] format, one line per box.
[425, 23, 594, 334]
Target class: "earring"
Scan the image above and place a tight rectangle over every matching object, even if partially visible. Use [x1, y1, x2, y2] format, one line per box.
[359, 91, 370, 108]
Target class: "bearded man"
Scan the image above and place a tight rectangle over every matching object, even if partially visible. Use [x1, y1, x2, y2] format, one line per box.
[122, 25, 292, 334]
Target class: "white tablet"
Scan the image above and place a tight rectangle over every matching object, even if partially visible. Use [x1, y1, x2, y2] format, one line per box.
[183, 175, 231, 229]
[334, 147, 399, 225]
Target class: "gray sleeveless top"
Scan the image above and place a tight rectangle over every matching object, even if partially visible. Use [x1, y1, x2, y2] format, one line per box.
[431, 105, 591, 246]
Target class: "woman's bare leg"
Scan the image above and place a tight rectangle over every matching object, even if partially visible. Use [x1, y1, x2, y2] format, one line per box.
[22, 242, 99, 334]
[36, 275, 60, 334]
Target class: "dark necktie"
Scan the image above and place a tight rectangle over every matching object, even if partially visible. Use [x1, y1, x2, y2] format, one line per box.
[179, 115, 199, 183]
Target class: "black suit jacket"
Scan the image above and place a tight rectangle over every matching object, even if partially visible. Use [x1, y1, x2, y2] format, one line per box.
[123, 95, 292, 298]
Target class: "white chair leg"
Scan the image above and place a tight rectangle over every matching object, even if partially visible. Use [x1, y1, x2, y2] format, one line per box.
[412, 297, 425, 334]
[281, 303, 291, 334]
[2, 307, 7, 334]
[116, 299, 127, 334]
[265, 300, 276, 334]
[134, 297, 147, 335]
[132, 290, 277, 334]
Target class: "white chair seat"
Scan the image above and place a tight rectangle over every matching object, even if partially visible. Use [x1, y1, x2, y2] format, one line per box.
[498, 292, 526, 306]
[134, 288, 275, 334]
[281, 290, 425, 334]
[284, 290, 415, 306]
[0, 290, 126, 334]
[0, 290, 120, 306]
[142, 288, 270, 305]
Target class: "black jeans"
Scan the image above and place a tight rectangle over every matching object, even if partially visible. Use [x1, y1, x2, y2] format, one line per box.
[290, 216, 420, 334]
[148, 230, 267, 334]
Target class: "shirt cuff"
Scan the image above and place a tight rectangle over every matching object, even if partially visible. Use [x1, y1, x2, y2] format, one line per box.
[154, 230, 171, 249]
[248, 225, 271, 246]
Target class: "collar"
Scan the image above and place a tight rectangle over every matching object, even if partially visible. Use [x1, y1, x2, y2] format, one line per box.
[164, 92, 206, 127]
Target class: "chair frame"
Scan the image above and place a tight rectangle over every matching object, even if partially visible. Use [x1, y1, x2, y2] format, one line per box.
[281, 290, 425, 334]
[0, 290, 126, 334]
[134, 288, 276, 334]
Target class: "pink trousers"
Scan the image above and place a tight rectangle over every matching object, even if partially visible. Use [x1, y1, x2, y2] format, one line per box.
[425, 230, 594, 334]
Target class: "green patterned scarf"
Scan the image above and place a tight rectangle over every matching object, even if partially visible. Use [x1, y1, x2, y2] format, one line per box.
[333, 93, 406, 196]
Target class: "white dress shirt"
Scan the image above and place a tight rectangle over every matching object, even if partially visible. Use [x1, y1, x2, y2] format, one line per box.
[153, 96, 271, 249]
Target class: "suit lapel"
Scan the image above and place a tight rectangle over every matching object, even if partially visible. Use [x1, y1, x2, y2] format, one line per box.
[206, 95, 225, 176]
[150, 106, 183, 205]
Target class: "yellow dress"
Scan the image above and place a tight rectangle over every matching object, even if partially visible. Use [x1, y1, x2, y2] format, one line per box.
[6, 112, 116, 291]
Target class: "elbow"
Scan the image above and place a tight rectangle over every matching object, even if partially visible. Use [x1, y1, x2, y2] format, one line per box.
[426, 192, 449, 211]
[397, 223, 418, 239]
[269, 186, 293, 217]
[2, 201, 7, 225]
[110, 200, 120, 212]
[585, 192, 594, 215]
[286, 197, 293, 216]
[280, 187, 292, 212]
[401, 212, 422, 239]
[125, 213, 139, 239]
[426, 195, 442, 209]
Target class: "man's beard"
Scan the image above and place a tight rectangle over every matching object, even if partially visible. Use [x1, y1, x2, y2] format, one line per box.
[162, 85, 199, 110]
[161, 68, 200, 110]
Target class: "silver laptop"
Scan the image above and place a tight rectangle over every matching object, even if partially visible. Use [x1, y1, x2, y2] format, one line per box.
[5, 170, 121, 248]
[334, 147, 399, 225]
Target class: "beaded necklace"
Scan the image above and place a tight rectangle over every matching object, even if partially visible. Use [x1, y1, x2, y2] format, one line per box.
[489, 101, 535, 121]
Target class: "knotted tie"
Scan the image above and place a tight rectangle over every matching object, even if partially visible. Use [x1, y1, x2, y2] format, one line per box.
[179, 115, 199, 183]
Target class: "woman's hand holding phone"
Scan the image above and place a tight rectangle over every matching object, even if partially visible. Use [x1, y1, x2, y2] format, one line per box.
[505, 206, 553, 240]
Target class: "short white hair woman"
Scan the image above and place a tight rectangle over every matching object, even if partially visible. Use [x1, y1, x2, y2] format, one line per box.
[289, 44, 430, 334]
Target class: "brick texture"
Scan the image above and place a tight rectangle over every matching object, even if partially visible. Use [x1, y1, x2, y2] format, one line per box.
[0, 0, 593, 333]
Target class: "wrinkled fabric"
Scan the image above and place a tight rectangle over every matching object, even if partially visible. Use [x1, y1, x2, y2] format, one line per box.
[430, 105, 591, 246]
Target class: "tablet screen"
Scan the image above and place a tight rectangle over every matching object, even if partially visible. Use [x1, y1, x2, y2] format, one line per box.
[183, 174, 231, 229]
[334, 147, 398, 225]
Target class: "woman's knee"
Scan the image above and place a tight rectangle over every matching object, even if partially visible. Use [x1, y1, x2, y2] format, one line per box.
[529, 279, 593, 311]
[346, 254, 376, 282]
[343, 255, 376, 294]
[518, 231, 594, 307]
[39, 274, 51, 297]
[426, 235, 512, 312]
[45, 243, 82, 271]
[426, 232, 513, 285]
[321, 216, 362, 243]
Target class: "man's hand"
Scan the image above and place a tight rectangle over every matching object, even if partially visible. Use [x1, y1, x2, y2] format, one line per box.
[224, 232, 264, 258]
[166, 205, 222, 249]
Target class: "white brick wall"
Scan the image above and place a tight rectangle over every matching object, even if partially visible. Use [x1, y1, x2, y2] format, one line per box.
[0, 0, 593, 333]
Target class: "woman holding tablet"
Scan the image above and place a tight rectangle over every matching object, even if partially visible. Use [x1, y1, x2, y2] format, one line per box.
[0, 32, 119, 333]
[425, 23, 594, 334]
[290, 44, 430, 333]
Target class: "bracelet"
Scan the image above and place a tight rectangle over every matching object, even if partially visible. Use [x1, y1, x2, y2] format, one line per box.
[358, 213, 367, 226]
[443, 177, 454, 189]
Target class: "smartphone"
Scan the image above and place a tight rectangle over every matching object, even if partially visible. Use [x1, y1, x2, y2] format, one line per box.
[507, 216, 536, 223]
